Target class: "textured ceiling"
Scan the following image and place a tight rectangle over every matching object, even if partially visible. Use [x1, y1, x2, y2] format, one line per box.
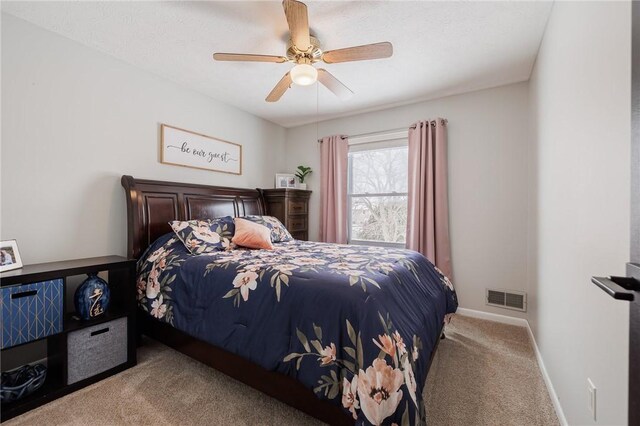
[2, 1, 552, 128]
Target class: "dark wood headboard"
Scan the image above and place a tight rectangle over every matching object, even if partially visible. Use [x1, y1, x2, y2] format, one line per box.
[121, 175, 265, 259]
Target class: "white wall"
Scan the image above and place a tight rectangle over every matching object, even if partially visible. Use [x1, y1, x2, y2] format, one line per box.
[285, 83, 531, 319]
[528, 2, 631, 425]
[0, 14, 286, 264]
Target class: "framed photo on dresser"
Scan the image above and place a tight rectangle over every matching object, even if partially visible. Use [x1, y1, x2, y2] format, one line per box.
[275, 173, 296, 189]
[0, 240, 23, 272]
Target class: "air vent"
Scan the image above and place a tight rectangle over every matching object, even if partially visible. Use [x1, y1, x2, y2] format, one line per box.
[486, 289, 527, 312]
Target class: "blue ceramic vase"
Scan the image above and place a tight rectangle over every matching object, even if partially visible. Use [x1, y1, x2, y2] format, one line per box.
[74, 273, 110, 320]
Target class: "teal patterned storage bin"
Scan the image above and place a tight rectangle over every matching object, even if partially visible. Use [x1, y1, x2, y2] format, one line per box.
[0, 280, 63, 349]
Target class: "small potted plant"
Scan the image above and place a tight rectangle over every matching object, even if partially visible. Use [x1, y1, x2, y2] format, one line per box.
[295, 166, 312, 190]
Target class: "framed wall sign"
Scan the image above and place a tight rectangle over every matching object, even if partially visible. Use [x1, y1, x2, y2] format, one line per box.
[160, 124, 242, 175]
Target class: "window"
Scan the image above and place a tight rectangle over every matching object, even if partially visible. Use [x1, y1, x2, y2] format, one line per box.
[348, 142, 408, 247]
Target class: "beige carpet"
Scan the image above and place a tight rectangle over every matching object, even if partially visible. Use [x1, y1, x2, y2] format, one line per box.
[6, 315, 559, 426]
[425, 316, 559, 426]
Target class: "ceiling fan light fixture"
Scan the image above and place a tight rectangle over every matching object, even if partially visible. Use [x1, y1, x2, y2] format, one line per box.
[290, 63, 317, 86]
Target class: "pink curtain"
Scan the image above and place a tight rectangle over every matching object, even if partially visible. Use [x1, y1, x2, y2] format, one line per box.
[407, 119, 453, 278]
[320, 135, 349, 243]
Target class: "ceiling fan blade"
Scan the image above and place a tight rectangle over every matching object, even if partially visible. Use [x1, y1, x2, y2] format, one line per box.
[317, 69, 354, 100]
[283, 0, 311, 52]
[322, 42, 393, 64]
[213, 53, 288, 63]
[266, 72, 292, 102]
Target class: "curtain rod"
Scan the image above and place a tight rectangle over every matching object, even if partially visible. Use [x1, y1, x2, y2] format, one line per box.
[317, 119, 447, 143]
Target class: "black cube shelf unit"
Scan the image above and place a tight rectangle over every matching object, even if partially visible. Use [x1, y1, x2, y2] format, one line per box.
[0, 256, 137, 422]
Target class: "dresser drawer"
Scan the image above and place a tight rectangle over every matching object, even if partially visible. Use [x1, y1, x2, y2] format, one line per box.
[287, 199, 307, 215]
[287, 216, 307, 232]
[290, 231, 308, 241]
[1, 279, 64, 349]
[67, 317, 128, 384]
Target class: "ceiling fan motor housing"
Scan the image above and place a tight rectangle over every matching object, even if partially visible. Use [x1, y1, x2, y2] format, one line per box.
[286, 35, 323, 63]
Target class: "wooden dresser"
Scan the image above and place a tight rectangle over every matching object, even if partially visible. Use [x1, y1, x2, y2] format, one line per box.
[261, 188, 311, 241]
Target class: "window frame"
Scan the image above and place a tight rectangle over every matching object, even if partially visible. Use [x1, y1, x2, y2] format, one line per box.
[347, 141, 409, 248]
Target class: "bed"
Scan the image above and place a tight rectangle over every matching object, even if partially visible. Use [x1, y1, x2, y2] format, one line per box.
[122, 175, 457, 426]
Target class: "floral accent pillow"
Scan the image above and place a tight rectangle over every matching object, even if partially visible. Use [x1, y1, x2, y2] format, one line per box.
[169, 216, 234, 254]
[243, 215, 293, 242]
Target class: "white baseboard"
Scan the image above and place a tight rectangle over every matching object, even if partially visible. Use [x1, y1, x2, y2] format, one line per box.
[525, 322, 568, 426]
[456, 307, 528, 327]
[455, 307, 568, 426]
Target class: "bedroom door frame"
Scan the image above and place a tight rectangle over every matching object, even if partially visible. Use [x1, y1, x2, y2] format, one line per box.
[629, 2, 640, 423]
[592, 4, 640, 423]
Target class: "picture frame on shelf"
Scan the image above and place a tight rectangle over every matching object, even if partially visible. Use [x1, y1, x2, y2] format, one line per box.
[275, 173, 296, 189]
[0, 240, 23, 272]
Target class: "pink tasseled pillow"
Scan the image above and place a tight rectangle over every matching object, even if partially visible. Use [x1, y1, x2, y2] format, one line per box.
[232, 218, 274, 250]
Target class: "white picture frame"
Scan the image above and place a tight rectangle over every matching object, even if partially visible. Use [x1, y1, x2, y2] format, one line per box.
[160, 124, 242, 175]
[275, 173, 296, 189]
[0, 240, 23, 272]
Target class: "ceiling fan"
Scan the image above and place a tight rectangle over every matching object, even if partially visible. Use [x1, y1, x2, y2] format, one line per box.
[213, 0, 393, 102]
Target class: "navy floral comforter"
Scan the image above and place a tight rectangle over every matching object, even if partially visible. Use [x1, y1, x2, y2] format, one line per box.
[137, 234, 457, 425]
